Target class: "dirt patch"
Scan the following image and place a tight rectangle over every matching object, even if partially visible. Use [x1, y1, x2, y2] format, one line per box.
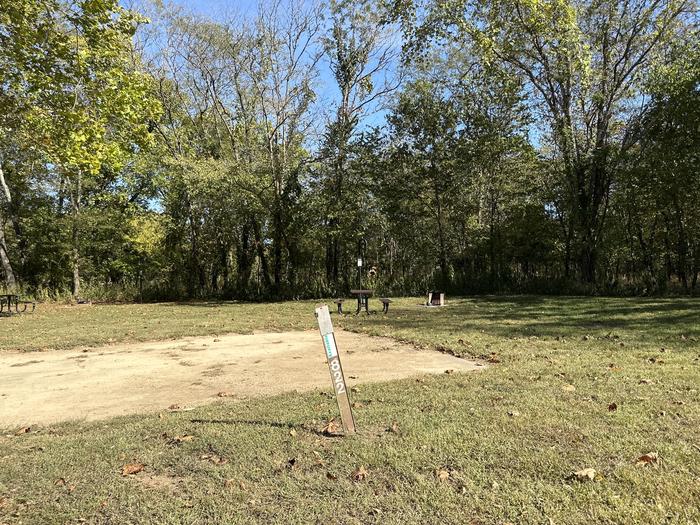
[133, 474, 182, 493]
[0, 330, 482, 427]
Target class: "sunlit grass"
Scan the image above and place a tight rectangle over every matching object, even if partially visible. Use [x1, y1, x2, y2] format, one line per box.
[0, 296, 698, 524]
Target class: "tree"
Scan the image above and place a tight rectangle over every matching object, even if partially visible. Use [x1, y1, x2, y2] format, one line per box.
[320, 0, 401, 290]
[146, 1, 323, 298]
[619, 35, 700, 291]
[396, 0, 693, 284]
[0, 0, 55, 290]
[386, 79, 461, 288]
[0, 0, 159, 297]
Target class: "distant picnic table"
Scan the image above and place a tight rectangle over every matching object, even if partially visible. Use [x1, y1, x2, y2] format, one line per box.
[0, 294, 36, 316]
[334, 290, 392, 315]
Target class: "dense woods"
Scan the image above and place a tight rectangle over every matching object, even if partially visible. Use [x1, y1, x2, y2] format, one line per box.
[0, 0, 698, 300]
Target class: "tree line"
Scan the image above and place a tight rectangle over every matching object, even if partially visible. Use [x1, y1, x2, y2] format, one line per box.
[0, 0, 697, 301]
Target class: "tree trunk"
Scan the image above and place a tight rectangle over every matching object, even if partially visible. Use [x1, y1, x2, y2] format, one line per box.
[252, 218, 271, 289]
[672, 195, 688, 290]
[273, 207, 283, 293]
[70, 171, 82, 298]
[432, 166, 449, 288]
[0, 164, 17, 291]
[488, 197, 498, 289]
[576, 180, 601, 285]
[0, 163, 28, 268]
[579, 241, 597, 285]
[0, 214, 16, 291]
[237, 221, 253, 293]
[692, 240, 699, 291]
[183, 193, 205, 297]
[220, 240, 230, 291]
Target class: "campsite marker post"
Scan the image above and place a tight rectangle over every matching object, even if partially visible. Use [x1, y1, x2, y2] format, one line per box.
[315, 304, 356, 434]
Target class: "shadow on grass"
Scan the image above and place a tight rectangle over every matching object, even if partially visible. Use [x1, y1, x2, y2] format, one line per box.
[374, 296, 700, 340]
[191, 418, 295, 428]
[190, 418, 344, 438]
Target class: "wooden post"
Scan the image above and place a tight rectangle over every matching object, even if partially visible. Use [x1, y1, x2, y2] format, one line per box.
[315, 304, 356, 434]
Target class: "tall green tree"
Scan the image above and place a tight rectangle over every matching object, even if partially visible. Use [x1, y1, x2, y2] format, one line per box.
[320, 0, 401, 291]
[395, 0, 693, 283]
[619, 35, 700, 291]
[1, 0, 159, 296]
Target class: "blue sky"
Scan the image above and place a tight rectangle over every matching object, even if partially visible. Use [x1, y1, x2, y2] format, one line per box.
[154, 0, 395, 133]
[166, 0, 259, 18]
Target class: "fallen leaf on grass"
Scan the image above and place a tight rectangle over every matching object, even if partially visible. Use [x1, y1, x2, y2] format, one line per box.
[54, 478, 75, 493]
[352, 465, 368, 482]
[635, 452, 659, 467]
[224, 479, 246, 490]
[572, 468, 597, 481]
[311, 450, 325, 467]
[216, 391, 234, 398]
[562, 384, 576, 392]
[435, 468, 450, 482]
[200, 453, 227, 465]
[321, 418, 341, 436]
[14, 426, 30, 435]
[121, 463, 145, 476]
[608, 402, 618, 411]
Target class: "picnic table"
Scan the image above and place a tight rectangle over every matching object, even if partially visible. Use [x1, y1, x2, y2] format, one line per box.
[334, 291, 392, 315]
[0, 294, 36, 316]
[350, 289, 373, 315]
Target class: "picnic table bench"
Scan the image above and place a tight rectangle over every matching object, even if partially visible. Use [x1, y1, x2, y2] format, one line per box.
[332, 291, 391, 315]
[0, 294, 36, 316]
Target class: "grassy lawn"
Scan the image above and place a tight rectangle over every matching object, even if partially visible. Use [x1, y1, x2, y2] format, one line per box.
[1, 296, 699, 524]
